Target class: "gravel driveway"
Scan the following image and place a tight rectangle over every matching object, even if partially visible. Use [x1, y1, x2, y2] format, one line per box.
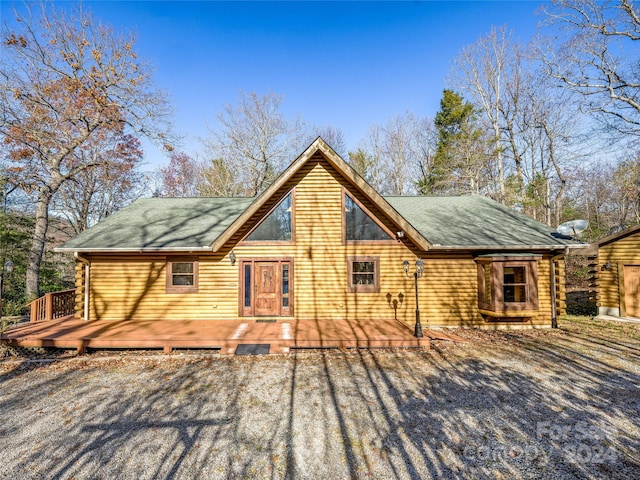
[1, 316, 639, 479]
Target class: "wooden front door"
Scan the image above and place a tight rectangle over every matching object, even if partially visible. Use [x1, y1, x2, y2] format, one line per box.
[240, 259, 292, 317]
[255, 262, 279, 316]
[624, 265, 640, 318]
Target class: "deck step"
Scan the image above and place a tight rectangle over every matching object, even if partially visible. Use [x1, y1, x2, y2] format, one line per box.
[234, 343, 271, 355]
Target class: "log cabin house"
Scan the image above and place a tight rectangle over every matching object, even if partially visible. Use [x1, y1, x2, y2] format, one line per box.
[594, 225, 640, 319]
[56, 137, 578, 335]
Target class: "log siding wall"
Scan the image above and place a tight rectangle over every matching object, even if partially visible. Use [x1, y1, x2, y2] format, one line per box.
[76, 158, 559, 328]
[597, 231, 640, 316]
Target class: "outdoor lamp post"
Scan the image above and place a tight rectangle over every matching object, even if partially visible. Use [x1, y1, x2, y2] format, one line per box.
[0, 260, 15, 317]
[403, 258, 424, 338]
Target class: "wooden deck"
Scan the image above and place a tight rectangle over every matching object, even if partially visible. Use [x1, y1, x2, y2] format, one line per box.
[0, 317, 467, 355]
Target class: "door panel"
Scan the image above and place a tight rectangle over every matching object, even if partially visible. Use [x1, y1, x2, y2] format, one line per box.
[255, 262, 279, 316]
[624, 265, 640, 318]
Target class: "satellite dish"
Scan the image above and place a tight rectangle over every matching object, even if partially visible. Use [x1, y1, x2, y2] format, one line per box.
[557, 219, 589, 238]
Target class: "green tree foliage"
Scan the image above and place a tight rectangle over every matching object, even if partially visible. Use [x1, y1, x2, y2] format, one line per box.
[348, 149, 376, 184]
[419, 90, 493, 195]
[0, 212, 73, 316]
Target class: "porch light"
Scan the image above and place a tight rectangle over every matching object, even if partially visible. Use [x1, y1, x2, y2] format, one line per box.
[403, 258, 425, 338]
[4, 260, 13, 275]
[229, 251, 236, 266]
[415, 259, 424, 277]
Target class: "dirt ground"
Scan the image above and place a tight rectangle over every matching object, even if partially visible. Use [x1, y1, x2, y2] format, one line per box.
[1, 316, 639, 479]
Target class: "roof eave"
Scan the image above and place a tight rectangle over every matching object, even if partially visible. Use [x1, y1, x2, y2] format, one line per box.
[55, 246, 214, 253]
[425, 243, 585, 251]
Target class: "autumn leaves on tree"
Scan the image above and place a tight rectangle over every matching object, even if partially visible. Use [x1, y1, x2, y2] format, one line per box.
[1, 2, 172, 297]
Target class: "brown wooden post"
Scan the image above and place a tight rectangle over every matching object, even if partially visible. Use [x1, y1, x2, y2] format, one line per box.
[45, 293, 53, 321]
[30, 300, 37, 323]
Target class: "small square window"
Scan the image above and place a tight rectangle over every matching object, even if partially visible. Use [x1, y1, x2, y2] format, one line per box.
[347, 256, 380, 293]
[166, 258, 199, 293]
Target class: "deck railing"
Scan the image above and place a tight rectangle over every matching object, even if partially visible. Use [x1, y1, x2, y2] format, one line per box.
[29, 289, 76, 323]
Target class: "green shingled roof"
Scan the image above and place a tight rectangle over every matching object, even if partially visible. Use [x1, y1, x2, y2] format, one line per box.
[58, 197, 253, 251]
[58, 194, 575, 252]
[386, 195, 574, 249]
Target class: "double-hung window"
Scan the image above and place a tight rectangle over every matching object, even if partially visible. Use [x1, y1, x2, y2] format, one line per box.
[166, 257, 199, 294]
[347, 256, 380, 293]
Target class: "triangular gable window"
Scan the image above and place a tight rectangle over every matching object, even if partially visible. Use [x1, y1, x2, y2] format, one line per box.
[246, 192, 292, 241]
[345, 193, 393, 241]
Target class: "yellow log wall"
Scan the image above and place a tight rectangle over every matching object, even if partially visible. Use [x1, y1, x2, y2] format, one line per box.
[81, 158, 558, 328]
[555, 259, 567, 316]
[597, 232, 640, 313]
[74, 263, 84, 318]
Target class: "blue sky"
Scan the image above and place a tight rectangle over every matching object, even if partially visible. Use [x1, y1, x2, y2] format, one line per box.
[2, 1, 548, 168]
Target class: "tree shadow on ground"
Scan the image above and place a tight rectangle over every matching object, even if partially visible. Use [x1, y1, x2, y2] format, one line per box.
[0, 320, 639, 479]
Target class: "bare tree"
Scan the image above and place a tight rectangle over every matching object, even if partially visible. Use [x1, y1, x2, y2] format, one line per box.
[511, 67, 588, 226]
[354, 112, 434, 195]
[381, 113, 420, 195]
[567, 154, 640, 236]
[450, 22, 596, 223]
[204, 91, 305, 196]
[450, 26, 517, 200]
[305, 125, 348, 159]
[198, 158, 245, 197]
[541, 0, 640, 136]
[0, 2, 173, 296]
[350, 124, 386, 192]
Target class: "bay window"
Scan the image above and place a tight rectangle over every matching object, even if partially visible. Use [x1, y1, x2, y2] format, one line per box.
[476, 255, 539, 315]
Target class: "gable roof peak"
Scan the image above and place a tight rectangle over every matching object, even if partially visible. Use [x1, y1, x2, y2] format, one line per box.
[295, 136, 341, 163]
[598, 223, 640, 247]
[210, 135, 432, 252]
